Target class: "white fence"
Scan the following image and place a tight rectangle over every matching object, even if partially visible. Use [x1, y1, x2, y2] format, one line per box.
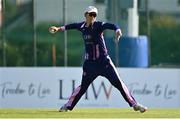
[0, 68, 180, 108]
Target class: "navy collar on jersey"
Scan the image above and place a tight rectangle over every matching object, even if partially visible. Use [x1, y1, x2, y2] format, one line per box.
[81, 21, 96, 28]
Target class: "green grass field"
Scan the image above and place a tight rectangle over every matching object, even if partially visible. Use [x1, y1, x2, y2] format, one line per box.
[0, 108, 180, 118]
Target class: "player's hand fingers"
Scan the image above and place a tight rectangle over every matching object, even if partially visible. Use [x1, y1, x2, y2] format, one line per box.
[115, 33, 121, 42]
[115, 29, 122, 42]
[49, 26, 58, 34]
[115, 35, 120, 42]
[50, 26, 58, 31]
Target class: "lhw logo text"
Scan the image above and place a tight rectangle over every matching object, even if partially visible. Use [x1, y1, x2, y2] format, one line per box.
[59, 79, 112, 100]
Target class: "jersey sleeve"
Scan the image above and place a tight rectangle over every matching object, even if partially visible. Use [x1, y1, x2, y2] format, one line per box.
[65, 23, 79, 30]
[64, 22, 83, 30]
[100, 22, 120, 31]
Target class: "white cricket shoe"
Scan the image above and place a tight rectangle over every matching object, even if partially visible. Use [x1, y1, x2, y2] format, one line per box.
[133, 103, 147, 113]
[59, 105, 69, 112]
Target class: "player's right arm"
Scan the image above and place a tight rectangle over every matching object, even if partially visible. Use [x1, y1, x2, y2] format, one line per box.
[49, 23, 81, 33]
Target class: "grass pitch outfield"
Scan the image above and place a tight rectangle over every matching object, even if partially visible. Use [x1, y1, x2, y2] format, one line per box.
[0, 108, 180, 118]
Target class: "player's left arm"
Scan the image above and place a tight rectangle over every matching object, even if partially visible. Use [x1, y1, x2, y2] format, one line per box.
[101, 22, 122, 42]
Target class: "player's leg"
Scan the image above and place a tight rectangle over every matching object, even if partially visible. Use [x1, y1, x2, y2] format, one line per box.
[64, 75, 97, 110]
[102, 65, 137, 107]
[59, 61, 98, 112]
[59, 85, 81, 112]
[101, 57, 147, 113]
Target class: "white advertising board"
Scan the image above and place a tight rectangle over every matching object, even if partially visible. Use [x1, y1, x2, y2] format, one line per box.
[0, 68, 180, 108]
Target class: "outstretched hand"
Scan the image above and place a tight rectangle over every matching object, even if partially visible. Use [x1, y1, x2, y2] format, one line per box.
[49, 26, 60, 34]
[115, 29, 122, 43]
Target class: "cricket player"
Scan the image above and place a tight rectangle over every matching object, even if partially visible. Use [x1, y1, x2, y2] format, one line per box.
[49, 6, 147, 113]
